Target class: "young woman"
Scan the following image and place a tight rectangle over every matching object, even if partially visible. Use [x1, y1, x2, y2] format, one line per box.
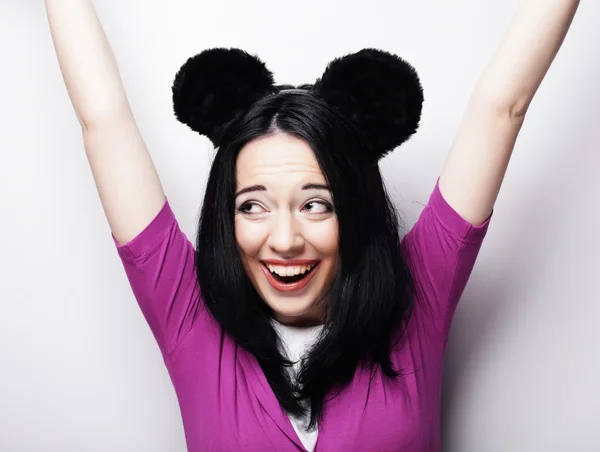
[46, 1, 580, 451]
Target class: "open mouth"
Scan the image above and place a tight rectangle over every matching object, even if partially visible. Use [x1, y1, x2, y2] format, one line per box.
[260, 261, 320, 292]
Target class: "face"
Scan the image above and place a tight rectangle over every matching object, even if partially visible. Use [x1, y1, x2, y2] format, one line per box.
[234, 133, 339, 327]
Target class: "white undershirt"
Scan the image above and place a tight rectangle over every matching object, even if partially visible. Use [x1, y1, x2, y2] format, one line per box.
[271, 320, 324, 452]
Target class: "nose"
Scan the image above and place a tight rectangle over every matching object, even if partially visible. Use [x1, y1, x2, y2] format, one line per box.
[267, 211, 305, 256]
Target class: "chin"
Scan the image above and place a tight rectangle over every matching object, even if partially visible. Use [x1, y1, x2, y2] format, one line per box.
[266, 297, 324, 325]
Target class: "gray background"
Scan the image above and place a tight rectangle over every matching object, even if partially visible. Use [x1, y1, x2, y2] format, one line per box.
[1, 0, 599, 450]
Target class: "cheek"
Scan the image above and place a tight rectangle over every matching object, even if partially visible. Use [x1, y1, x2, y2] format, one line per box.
[305, 219, 339, 256]
[234, 218, 264, 257]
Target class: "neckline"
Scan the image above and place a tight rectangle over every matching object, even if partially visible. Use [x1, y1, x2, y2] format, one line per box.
[271, 319, 324, 332]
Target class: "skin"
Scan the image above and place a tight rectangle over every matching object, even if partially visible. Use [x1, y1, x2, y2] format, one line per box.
[234, 133, 339, 327]
[439, 0, 580, 226]
[47, 0, 580, 250]
[48, 0, 580, 330]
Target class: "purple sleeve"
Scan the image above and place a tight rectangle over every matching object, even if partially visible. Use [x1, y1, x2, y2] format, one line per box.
[112, 199, 203, 357]
[400, 178, 493, 337]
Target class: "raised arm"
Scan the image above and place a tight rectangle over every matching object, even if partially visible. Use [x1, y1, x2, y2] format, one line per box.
[46, 0, 166, 244]
[439, 0, 580, 225]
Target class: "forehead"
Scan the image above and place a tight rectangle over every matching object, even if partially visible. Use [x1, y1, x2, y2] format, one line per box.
[236, 133, 325, 185]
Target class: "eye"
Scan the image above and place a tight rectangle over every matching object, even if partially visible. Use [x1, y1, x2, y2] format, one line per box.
[237, 201, 268, 216]
[302, 200, 333, 214]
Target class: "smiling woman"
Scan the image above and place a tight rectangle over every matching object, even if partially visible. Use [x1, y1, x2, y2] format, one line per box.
[193, 88, 417, 444]
[45, 0, 581, 450]
[234, 134, 339, 327]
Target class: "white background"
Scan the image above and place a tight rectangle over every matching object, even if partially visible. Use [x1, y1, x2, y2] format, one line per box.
[1, 0, 599, 450]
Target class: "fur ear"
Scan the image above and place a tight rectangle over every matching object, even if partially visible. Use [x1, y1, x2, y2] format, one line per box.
[172, 48, 275, 146]
[314, 48, 424, 160]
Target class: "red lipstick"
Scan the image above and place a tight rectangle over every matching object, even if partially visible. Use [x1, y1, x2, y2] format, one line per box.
[261, 261, 320, 293]
[262, 259, 320, 266]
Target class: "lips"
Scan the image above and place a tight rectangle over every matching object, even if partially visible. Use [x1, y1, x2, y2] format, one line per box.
[262, 259, 320, 266]
[260, 260, 320, 293]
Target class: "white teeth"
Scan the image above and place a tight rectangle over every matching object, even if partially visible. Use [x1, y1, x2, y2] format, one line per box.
[265, 263, 316, 277]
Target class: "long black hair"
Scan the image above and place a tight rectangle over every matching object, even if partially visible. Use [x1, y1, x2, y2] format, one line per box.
[195, 90, 415, 429]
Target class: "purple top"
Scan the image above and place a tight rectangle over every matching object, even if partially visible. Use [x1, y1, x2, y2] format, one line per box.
[113, 178, 492, 451]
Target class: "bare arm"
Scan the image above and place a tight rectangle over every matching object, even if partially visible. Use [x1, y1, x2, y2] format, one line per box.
[439, 0, 580, 225]
[46, 0, 166, 244]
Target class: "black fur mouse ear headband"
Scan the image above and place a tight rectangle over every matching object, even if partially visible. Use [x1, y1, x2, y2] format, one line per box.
[172, 47, 423, 161]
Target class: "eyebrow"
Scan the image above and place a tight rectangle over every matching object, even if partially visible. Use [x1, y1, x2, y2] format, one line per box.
[235, 185, 266, 198]
[235, 183, 331, 198]
[302, 183, 330, 191]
